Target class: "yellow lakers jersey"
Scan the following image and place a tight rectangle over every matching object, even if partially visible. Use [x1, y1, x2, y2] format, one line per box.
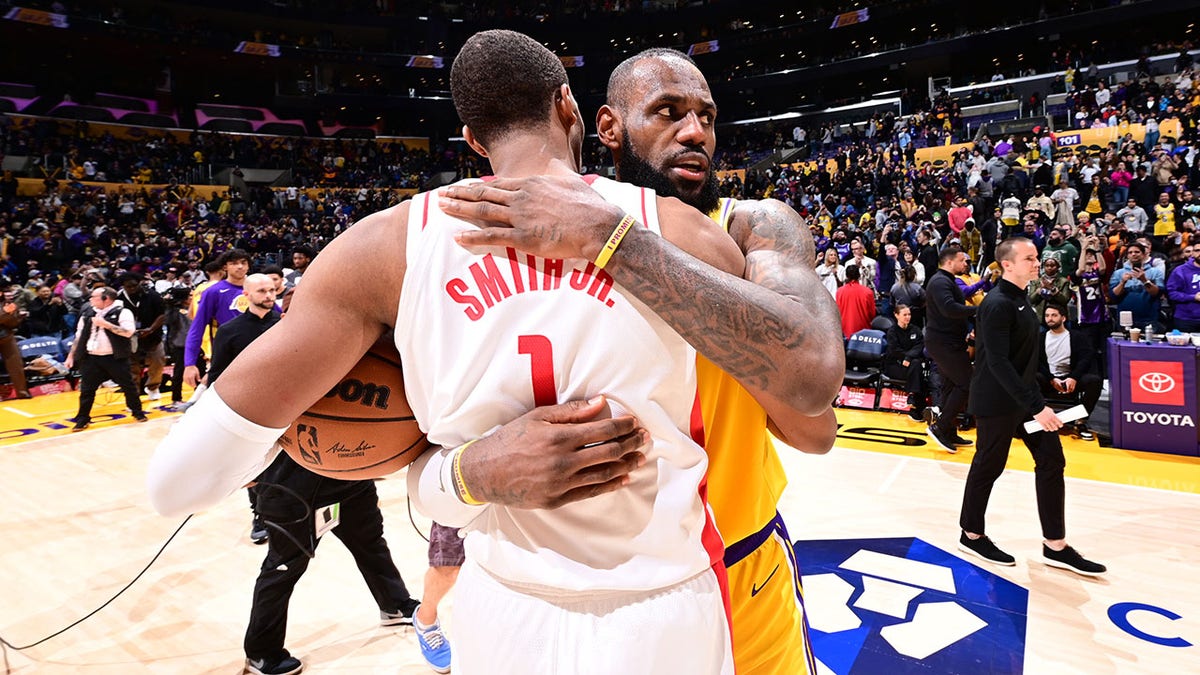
[697, 198, 789, 545]
[1154, 203, 1176, 237]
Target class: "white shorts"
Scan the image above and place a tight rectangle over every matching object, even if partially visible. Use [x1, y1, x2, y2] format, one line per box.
[452, 559, 734, 675]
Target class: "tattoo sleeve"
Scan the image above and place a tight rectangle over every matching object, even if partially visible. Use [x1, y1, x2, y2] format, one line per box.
[605, 199, 844, 414]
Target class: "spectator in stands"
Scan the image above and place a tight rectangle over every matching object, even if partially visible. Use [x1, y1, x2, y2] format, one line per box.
[1037, 304, 1101, 441]
[1110, 241, 1164, 329]
[1041, 226, 1080, 273]
[1028, 257, 1072, 315]
[890, 265, 926, 329]
[877, 242, 901, 312]
[816, 247, 844, 296]
[836, 264, 876, 339]
[1117, 197, 1149, 236]
[1027, 186, 1055, 222]
[1166, 243, 1200, 331]
[844, 238, 878, 296]
[1130, 165, 1159, 213]
[285, 245, 315, 288]
[884, 303, 928, 422]
[924, 245, 976, 453]
[23, 285, 67, 337]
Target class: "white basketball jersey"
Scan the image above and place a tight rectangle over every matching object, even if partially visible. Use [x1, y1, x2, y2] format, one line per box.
[396, 176, 722, 592]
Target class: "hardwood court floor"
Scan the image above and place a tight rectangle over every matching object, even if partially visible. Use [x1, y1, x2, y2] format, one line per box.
[0, 394, 1196, 674]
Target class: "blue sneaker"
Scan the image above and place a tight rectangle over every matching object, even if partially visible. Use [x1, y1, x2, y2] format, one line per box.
[413, 605, 451, 673]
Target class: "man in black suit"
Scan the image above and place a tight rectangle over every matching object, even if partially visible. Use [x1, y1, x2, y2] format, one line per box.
[923, 245, 976, 452]
[1036, 303, 1102, 441]
[957, 238, 1106, 577]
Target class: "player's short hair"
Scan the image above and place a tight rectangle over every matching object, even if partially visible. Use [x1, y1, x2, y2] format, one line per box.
[938, 244, 964, 265]
[451, 29, 568, 147]
[607, 48, 696, 110]
[203, 260, 224, 274]
[995, 237, 1031, 264]
[845, 264, 861, 281]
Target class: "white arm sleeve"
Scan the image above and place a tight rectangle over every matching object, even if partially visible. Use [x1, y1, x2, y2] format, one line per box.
[406, 446, 487, 528]
[146, 387, 285, 517]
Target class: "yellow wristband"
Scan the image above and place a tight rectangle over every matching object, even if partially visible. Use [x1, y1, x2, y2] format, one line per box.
[594, 214, 637, 269]
[451, 440, 486, 506]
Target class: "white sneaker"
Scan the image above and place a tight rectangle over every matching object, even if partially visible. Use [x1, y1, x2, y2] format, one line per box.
[147, 388, 162, 401]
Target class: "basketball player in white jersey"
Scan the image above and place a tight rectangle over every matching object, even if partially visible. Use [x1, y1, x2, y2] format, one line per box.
[148, 29, 746, 674]
[438, 49, 843, 675]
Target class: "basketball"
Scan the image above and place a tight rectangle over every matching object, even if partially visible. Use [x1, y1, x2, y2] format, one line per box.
[277, 338, 427, 480]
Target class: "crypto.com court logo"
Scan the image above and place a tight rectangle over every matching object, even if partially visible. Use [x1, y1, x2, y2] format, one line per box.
[795, 537, 1028, 674]
[1130, 360, 1184, 406]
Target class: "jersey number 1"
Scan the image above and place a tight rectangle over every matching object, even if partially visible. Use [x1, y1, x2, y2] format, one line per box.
[519, 335, 557, 406]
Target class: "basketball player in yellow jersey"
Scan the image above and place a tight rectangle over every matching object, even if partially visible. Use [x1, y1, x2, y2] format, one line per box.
[440, 48, 844, 675]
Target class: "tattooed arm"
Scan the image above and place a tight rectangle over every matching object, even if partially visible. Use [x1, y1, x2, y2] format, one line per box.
[442, 175, 844, 417]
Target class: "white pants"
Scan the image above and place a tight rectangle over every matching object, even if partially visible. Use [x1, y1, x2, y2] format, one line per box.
[452, 559, 734, 675]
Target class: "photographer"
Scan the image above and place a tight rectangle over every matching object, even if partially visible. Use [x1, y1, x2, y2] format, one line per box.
[1110, 242, 1164, 330]
[161, 286, 192, 405]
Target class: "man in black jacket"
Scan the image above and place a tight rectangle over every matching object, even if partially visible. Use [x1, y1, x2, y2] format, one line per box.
[210, 275, 421, 675]
[957, 238, 1106, 577]
[117, 273, 167, 401]
[923, 245, 976, 452]
[884, 303, 927, 422]
[1036, 303, 1102, 441]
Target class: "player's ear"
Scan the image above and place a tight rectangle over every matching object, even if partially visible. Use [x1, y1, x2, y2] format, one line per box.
[553, 84, 582, 132]
[463, 125, 488, 158]
[596, 105, 621, 153]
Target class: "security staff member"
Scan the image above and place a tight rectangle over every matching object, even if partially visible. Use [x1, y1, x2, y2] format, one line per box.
[225, 277, 420, 675]
[957, 238, 1106, 577]
[924, 245, 976, 452]
[65, 287, 147, 431]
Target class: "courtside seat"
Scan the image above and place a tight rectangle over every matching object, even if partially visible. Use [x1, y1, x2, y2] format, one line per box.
[843, 329, 886, 388]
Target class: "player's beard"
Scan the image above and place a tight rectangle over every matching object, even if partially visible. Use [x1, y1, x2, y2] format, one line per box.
[618, 130, 720, 214]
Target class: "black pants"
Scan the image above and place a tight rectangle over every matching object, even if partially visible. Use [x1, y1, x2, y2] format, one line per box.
[926, 340, 972, 435]
[167, 346, 185, 402]
[75, 354, 143, 423]
[959, 411, 1066, 541]
[1075, 322, 1110, 377]
[244, 482, 414, 661]
[884, 359, 925, 407]
[1036, 372, 1103, 418]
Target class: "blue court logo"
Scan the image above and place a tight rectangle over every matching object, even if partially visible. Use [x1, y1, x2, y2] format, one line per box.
[795, 537, 1029, 674]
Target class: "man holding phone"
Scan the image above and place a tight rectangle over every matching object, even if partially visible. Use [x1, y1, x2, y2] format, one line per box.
[1110, 242, 1163, 330]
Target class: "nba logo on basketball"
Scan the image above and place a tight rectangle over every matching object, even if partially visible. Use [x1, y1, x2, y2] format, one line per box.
[1129, 361, 1184, 406]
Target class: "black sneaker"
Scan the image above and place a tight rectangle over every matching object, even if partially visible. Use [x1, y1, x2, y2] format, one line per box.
[1042, 544, 1106, 577]
[958, 532, 1016, 566]
[71, 421, 90, 432]
[927, 426, 957, 454]
[250, 518, 269, 545]
[245, 655, 303, 675]
[922, 407, 938, 426]
[1076, 424, 1095, 441]
[908, 408, 924, 422]
[133, 413, 149, 423]
[380, 597, 421, 626]
[951, 433, 973, 447]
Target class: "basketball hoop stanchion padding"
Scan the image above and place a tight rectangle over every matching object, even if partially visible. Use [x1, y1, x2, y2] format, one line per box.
[1107, 338, 1200, 456]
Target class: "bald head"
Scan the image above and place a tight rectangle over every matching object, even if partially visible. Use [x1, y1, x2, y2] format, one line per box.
[607, 48, 698, 111]
[243, 273, 278, 315]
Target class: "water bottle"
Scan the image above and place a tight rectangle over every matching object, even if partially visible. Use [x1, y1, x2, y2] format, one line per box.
[1145, 324, 1154, 343]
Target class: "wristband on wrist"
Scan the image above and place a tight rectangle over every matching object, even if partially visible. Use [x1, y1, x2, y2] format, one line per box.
[594, 213, 637, 269]
[451, 439, 486, 506]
